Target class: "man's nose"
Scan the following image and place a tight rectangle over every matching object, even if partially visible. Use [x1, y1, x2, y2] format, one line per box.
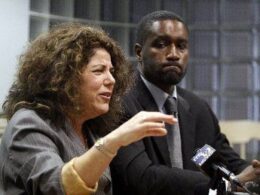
[166, 45, 180, 61]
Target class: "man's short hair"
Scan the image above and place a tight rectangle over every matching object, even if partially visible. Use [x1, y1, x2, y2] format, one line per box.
[136, 10, 188, 45]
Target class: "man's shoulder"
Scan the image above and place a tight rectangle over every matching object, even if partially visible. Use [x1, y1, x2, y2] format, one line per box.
[123, 75, 149, 100]
[177, 87, 201, 101]
[177, 87, 209, 109]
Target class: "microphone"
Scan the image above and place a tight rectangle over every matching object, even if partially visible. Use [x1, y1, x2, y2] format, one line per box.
[191, 144, 243, 189]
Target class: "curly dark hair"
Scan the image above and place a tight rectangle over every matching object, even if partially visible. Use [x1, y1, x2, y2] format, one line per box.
[3, 23, 133, 130]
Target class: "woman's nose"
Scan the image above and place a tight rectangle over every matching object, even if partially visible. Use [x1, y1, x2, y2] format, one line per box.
[104, 71, 115, 85]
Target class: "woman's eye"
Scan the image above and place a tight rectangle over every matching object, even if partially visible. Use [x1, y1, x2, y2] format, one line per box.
[93, 69, 103, 74]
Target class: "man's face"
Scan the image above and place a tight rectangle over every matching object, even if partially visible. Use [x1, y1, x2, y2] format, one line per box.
[136, 19, 189, 93]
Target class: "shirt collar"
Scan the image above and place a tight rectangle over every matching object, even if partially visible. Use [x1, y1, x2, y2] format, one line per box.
[141, 75, 177, 112]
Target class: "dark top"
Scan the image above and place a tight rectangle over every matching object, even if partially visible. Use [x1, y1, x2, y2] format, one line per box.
[111, 74, 248, 195]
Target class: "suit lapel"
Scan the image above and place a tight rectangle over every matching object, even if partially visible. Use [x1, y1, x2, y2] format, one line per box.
[135, 76, 172, 166]
[177, 93, 196, 169]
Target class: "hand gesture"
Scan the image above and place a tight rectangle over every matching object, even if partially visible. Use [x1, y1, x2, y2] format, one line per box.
[109, 111, 177, 148]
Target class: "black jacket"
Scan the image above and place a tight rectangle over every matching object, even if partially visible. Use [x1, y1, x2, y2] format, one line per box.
[111, 74, 248, 195]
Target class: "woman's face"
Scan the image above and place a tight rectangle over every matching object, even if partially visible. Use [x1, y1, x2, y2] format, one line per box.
[80, 48, 115, 119]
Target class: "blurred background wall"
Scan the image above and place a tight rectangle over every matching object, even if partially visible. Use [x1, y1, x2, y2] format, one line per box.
[0, 0, 259, 160]
[0, 0, 29, 114]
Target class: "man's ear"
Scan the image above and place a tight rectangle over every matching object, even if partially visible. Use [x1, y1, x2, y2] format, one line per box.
[134, 43, 142, 62]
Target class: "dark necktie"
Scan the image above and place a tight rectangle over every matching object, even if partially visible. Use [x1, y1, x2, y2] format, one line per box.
[164, 96, 183, 168]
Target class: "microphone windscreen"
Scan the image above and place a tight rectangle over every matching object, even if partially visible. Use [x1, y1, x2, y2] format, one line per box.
[191, 144, 228, 178]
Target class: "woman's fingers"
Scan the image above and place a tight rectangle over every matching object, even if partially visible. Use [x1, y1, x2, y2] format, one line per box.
[138, 121, 167, 136]
[143, 127, 167, 137]
[114, 111, 178, 147]
[135, 111, 177, 125]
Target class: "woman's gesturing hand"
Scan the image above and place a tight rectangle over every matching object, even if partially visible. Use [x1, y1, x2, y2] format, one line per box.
[106, 111, 177, 151]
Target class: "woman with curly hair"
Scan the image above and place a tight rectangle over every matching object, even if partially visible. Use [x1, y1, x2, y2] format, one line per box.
[0, 23, 176, 195]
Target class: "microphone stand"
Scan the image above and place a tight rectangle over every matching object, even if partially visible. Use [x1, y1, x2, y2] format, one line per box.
[208, 168, 254, 195]
[209, 167, 227, 195]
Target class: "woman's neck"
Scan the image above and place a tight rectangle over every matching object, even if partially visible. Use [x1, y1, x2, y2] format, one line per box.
[69, 115, 87, 146]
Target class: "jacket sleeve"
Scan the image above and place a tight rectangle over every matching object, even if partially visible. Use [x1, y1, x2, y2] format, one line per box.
[111, 139, 209, 195]
[1, 110, 68, 194]
[205, 103, 249, 174]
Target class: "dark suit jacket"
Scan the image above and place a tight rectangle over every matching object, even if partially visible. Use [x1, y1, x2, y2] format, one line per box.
[111, 74, 248, 195]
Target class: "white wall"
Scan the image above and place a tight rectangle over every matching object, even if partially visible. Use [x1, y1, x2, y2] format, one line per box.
[0, 0, 29, 112]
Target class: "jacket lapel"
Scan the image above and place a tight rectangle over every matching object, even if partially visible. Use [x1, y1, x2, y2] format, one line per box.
[135, 76, 172, 166]
[177, 93, 196, 169]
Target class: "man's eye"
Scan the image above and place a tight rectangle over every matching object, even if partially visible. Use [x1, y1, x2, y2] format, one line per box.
[178, 42, 188, 50]
[154, 41, 167, 48]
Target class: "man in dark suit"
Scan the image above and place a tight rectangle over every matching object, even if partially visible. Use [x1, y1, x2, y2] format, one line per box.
[111, 10, 260, 195]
